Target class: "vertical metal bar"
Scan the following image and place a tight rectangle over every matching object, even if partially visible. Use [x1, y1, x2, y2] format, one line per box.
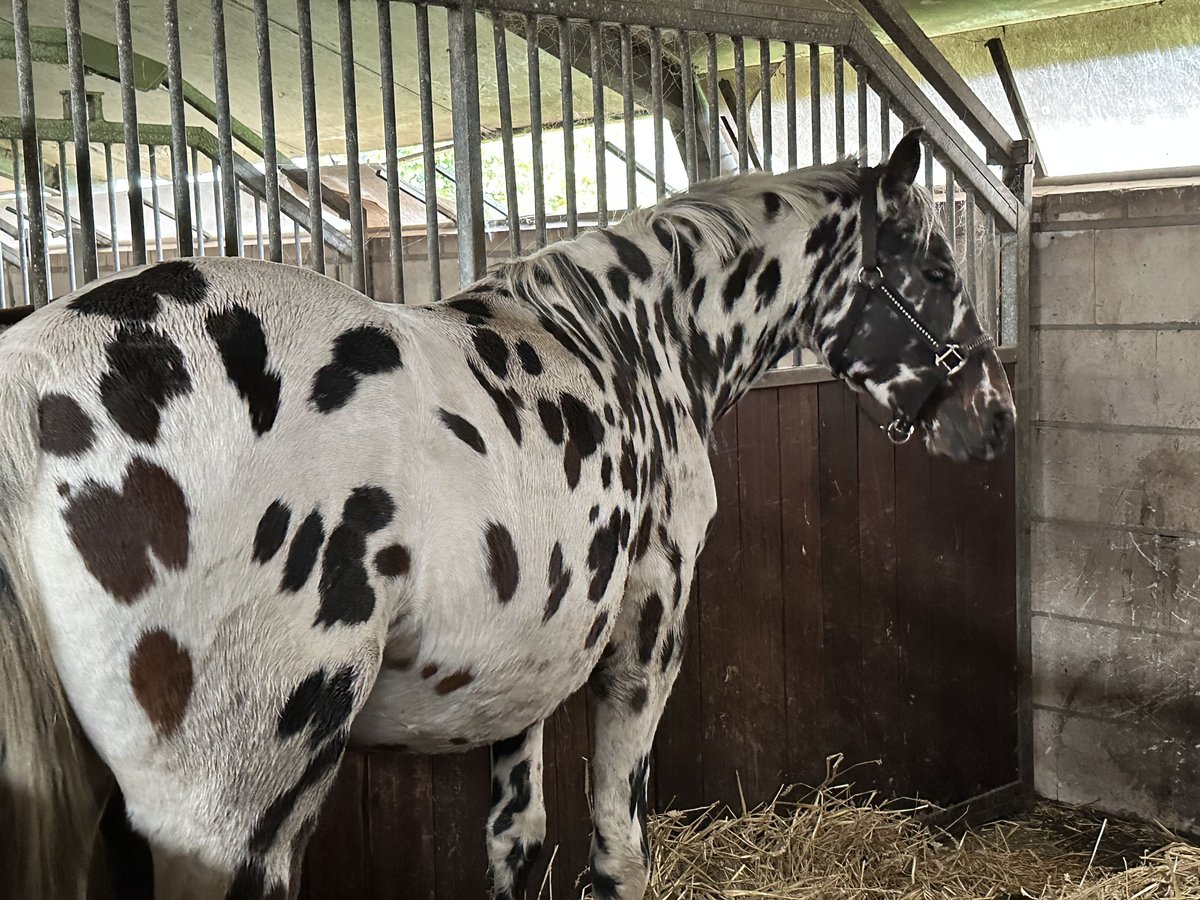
[785, 42, 796, 170]
[591, 22, 607, 227]
[294, 218, 303, 266]
[191, 145, 205, 256]
[526, 15, 548, 245]
[809, 44, 821, 165]
[337, 0, 365, 292]
[965, 189, 977, 308]
[620, 24, 636, 211]
[449, 0, 485, 285]
[149, 147, 164, 262]
[254, 197, 264, 260]
[561, 18, 579, 233]
[944, 165, 955, 247]
[162, 0, 193, 256]
[415, 2, 440, 297]
[104, 144, 120, 273]
[759, 38, 772, 172]
[210, 0, 238, 256]
[494, 14, 522, 253]
[12, 0, 48, 305]
[707, 33, 719, 179]
[0, 255, 6, 308]
[923, 137, 934, 195]
[115, 0, 147, 266]
[680, 30, 697, 184]
[733, 36, 747, 172]
[856, 67, 868, 164]
[213, 159, 225, 260]
[880, 91, 891, 154]
[833, 47, 845, 158]
[254, 0, 282, 262]
[37, 142, 51, 287]
[10, 140, 30, 305]
[296, 0, 325, 272]
[985, 211, 997, 339]
[650, 28, 666, 199]
[57, 142, 77, 290]
[65, 0, 98, 281]
[378, 0, 404, 301]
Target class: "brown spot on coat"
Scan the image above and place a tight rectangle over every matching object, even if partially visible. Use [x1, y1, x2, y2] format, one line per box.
[129, 629, 193, 737]
[38, 393, 96, 457]
[63, 457, 190, 603]
[420, 663, 439, 679]
[485, 522, 519, 603]
[375, 543, 411, 577]
[435, 669, 475, 695]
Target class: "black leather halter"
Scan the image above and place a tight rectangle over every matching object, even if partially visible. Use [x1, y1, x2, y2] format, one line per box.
[828, 167, 992, 445]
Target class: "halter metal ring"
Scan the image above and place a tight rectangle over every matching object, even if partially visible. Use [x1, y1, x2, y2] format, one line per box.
[884, 418, 915, 445]
[935, 343, 967, 377]
[856, 266, 884, 289]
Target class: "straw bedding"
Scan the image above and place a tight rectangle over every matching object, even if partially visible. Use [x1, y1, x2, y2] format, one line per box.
[564, 759, 1200, 899]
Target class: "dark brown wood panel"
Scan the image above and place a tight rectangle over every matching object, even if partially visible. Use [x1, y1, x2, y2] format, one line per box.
[300, 379, 1019, 898]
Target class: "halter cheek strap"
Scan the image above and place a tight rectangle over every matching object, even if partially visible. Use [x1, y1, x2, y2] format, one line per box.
[826, 167, 992, 445]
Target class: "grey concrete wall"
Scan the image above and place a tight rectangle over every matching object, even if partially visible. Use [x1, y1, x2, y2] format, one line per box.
[1031, 181, 1200, 836]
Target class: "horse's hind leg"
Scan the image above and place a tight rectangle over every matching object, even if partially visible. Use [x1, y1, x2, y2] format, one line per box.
[486, 722, 547, 900]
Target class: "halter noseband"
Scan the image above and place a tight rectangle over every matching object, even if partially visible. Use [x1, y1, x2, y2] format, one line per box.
[829, 168, 992, 445]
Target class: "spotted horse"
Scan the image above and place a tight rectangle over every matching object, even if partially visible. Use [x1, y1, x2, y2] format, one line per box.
[0, 130, 1012, 900]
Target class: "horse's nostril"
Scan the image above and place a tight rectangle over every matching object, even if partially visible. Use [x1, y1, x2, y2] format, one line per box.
[992, 408, 1014, 437]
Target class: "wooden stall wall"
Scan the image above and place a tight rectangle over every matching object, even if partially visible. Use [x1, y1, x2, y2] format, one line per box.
[300, 374, 1018, 899]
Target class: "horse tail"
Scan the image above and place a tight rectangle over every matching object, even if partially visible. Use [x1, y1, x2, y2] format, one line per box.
[0, 371, 101, 900]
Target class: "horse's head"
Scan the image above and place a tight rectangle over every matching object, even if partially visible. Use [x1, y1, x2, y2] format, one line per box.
[813, 129, 1014, 462]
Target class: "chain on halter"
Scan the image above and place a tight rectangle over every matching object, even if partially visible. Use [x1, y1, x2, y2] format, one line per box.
[828, 168, 993, 445]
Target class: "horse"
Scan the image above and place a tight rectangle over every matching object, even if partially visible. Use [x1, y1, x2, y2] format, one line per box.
[0, 129, 1013, 900]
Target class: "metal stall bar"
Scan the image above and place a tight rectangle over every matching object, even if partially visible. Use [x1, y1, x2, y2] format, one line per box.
[785, 41, 796, 169]
[965, 188, 977, 315]
[11, 0, 47, 305]
[707, 33, 719, 178]
[760, 38, 772, 172]
[254, 197, 264, 259]
[65, 0, 98, 281]
[591, 22, 608, 227]
[984, 211, 997, 340]
[449, 0, 486, 284]
[211, 0, 241, 256]
[254, 0, 282, 262]
[116, 0, 146, 265]
[104, 143, 120, 272]
[213, 160, 225, 256]
[191, 146, 205, 256]
[880, 91, 891, 152]
[414, 4, 441, 296]
[10, 140, 29, 305]
[378, 0, 404, 301]
[856, 65, 868, 163]
[56, 141, 76, 290]
[650, 28, 666, 199]
[680, 30, 697, 183]
[293, 218, 302, 265]
[620, 25, 636, 210]
[561, 18, 579, 234]
[149, 148, 163, 261]
[833, 47, 845, 158]
[923, 135, 934, 194]
[809, 43, 821, 164]
[733, 36, 747, 172]
[944, 164, 955, 246]
[296, 0, 325, 272]
[494, 14, 523, 252]
[524, 14, 547, 246]
[338, 0, 366, 293]
[163, 0, 194, 256]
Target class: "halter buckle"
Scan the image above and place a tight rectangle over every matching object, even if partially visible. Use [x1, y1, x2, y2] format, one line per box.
[856, 266, 884, 289]
[885, 418, 915, 445]
[935, 343, 968, 377]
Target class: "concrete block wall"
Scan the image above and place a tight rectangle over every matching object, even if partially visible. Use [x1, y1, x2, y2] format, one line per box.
[1030, 181, 1200, 836]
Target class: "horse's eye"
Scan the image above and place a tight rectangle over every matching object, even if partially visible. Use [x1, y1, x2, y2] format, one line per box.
[923, 268, 949, 283]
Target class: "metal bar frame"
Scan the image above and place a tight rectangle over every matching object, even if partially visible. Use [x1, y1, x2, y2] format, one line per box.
[116, 0, 146, 266]
[494, 13, 523, 252]
[415, 2, 440, 296]
[149, 146, 163, 262]
[210, 0, 238, 256]
[759, 37, 772, 172]
[254, 0, 283, 262]
[296, 0, 325, 271]
[11, 0, 47, 305]
[620, 24, 636, 210]
[591, 22, 608, 225]
[338, 0, 366, 292]
[162, 0, 193, 256]
[449, 0, 486, 285]
[561, 17, 580, 231]
[55, 140, 76, 290]
[65, 0, 97, 280]
[378, 0, 405, 301]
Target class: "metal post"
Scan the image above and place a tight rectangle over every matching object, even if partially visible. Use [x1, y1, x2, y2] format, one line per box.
[680, 31, 697, 184]
[104, 144, 120, 273]
[337, 0, 365, 291]
[415, 3, 440, 297]
[809, 44, 821, 165]
[213, 160, 225, 260]
[294, 218, 303, 266]
[162, 0, 193, 256]
[494, 14, 522, 253]
[10, 140, 30, 305]
[378, 0, 404, 301]
[923, 136, 934, 195]
[115, 0, 146, 266]
[707, 33, 719, 179]
[12, 0, 48, 305]
[784, 42, 796, 170]
[560, 18, 579, 233]
[449, 0, 486, 284]
[191, 145, 205, 256]
[526, 15, 548, 245]
[620, 24, 636, 210]
[210, 0, 239, 256]
[650, 28, 666, 199]
[65, 0, 98, 281]
[149, 147, 163, 262]
[965, 189, 977, 307]
[733, 36, 747, 172]
[856, 67, 868, 164]
[880, 91, 891, 154]
[254, 197, 264, 260]
[833, 47, 845, 159]
[254, 0, 282, 262]
[56, 142, 77, 290]
[760, 38, 772, 172]
[591, 22, 607, 227]
[944, 165, 955, 247]
[296, 0, 325, 272]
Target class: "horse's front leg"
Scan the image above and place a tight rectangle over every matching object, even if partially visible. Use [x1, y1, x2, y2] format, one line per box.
[586, 533, 694, 900]
[486, 721, 546, 900]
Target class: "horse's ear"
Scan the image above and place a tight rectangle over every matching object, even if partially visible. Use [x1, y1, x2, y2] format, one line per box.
[882, 128, 924, 191]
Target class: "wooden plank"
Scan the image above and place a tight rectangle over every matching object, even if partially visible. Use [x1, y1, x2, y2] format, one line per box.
[548, 690, 591, 898]
[696, 408, 744, 808]
[817, 382, 865, 776]
[856, 408, 901, 796]
[730, 388, 787, 805]
[365, 752, 437, 900]
[779, 383, 826, 789]
[304, 751, 368, 899]
[653, 581, 705, 811]
[431, 749, 491, 899]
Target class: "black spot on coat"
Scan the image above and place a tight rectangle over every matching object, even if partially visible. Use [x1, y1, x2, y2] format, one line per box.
[723, 247, 764, 311]
[438, 409, 487, 455]
[282, 510, 325, 592]
[486, 522, 520, 604]
[99, 325, 193, 444]
[205, 306, 282, 435]
[38, 393, 95, 457]
[543, 542, 571, 622]
[637, 593, 664, 664]
[473, 328, 510, 379]
[605, 232, 653, 281]
[253, 501, 291, 563]
[68, 259, 207, 320]
[516, 340, 542, 375]
[315, 487, 395, 627]
[310, 326, 402, 413]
